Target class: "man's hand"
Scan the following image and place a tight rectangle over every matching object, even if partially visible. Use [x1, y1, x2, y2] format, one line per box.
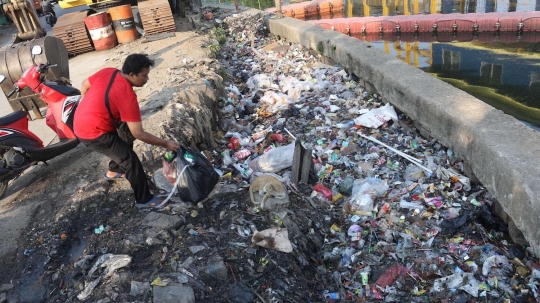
[127, 121, 180, 151]
[166, 140, 180, 151]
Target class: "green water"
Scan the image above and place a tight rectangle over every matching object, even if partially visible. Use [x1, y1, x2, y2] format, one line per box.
[207, 0, 540, 127]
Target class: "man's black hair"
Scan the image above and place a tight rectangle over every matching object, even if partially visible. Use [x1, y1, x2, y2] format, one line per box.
[122, 54, 155, 75]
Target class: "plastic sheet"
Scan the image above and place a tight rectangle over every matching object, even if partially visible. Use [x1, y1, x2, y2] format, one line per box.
[354, 103, 398, 128]
[250, 143, 295, 173]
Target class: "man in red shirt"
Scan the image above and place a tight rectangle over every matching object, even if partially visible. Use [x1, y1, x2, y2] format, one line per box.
[74, 54, 179, 208]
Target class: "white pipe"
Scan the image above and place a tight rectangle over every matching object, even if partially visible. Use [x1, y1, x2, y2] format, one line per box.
[284, 127, 297, 141]
[358, 133, 433, 174]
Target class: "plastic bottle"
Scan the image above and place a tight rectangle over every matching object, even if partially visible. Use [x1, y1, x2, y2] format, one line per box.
[341, 247, 356, 268]
[222, 150, 232, 166]
[360, 266, 371, 285]
[233, 163, 253, 179]
[377, 202, 391, 216]
[323, 292, 340, 300]
[314, 184, 332, 200]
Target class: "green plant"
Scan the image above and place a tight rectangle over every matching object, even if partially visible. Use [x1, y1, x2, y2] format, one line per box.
[210, 26, 227, 45]
[317, 41, 324, 54]
[218, 66, 228, 80]
[208, 44, 221, 52]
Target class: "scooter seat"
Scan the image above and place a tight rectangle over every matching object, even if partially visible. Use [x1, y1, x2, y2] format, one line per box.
[0, 111, 27, 126]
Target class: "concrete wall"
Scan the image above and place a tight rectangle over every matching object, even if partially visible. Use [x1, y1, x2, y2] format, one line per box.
[268, 17, 540, 254]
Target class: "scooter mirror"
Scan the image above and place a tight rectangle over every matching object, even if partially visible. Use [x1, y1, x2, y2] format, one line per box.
[0, 75, 4, 84]
[31, 45, 43, 55]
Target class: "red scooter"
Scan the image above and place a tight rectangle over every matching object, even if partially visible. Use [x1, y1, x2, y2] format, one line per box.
[0, 45, 80, 198]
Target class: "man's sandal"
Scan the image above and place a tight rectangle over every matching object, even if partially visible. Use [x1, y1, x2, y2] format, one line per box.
[103, 172, 125, 180]
[135, 196, 168, 209]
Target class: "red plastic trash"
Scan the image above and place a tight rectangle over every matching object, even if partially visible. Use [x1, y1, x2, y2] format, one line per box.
[314, 184, 332, 200]
[376, 264, 408, 288]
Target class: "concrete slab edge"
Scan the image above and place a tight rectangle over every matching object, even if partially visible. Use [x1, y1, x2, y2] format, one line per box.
[268, 17, 540, 254]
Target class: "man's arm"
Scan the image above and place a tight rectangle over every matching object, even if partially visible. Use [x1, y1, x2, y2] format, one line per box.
[127, 121, 180, 151]
[80, 79, 91, 99]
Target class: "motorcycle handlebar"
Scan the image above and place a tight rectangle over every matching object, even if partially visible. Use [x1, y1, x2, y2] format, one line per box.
[38, 63, 56, 73]
[6, 86, 17, 98]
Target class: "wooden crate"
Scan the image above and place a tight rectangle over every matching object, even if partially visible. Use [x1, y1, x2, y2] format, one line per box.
[138, 0, 176, 36]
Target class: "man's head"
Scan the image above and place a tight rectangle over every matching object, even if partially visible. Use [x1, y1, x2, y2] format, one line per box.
[122, 54, 154, 87]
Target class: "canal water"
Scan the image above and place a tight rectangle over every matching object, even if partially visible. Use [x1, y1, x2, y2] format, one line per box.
[208, 0, 540, 128]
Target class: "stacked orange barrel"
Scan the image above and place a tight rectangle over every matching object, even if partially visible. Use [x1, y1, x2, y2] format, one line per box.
[84, 12, 118, 51]
[109, 5, 138, 43]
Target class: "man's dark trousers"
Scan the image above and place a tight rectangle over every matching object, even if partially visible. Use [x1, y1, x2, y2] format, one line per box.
[80, 126, 153, 204]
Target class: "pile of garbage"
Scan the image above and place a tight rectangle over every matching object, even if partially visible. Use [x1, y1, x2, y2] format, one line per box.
[211, 12, 540, 302]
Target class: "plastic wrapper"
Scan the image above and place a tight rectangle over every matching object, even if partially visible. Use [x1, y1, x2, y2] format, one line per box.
[353, 103, 398, 128]
[431, 273, 479, 297]
[251, 228, 292, 253]
[162, 159, 177, 184]
[435, 166, 471, 191]
[405, 165, 425, 181]
[482, 255, 510, 276]
[399, 200, 424, 210]
[376, 264, 408, 288]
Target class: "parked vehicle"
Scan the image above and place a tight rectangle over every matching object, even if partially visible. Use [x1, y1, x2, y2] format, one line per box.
[33, 0, 43, 15]
[0, 45, 80, 198]
[45, 11, 56, 26]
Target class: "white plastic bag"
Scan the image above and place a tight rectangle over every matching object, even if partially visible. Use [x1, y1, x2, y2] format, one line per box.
[250, 143, 295, 173]
[354, 103, 398, 128]
[246, 74, 272, 90]
[259, 91, 293, 114]
[344, 178, 389, 216]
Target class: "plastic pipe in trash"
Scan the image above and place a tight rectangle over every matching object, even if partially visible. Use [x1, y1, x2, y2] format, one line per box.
[358, 133, 422, 165]
[358, 133, 433, 174]
[284, 127, 297, 141]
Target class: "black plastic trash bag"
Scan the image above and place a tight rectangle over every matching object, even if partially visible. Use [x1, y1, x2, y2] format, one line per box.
[176, 147, 219, 203]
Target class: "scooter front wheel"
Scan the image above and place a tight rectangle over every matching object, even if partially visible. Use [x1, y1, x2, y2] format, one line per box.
[0, 180, 8, 199]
